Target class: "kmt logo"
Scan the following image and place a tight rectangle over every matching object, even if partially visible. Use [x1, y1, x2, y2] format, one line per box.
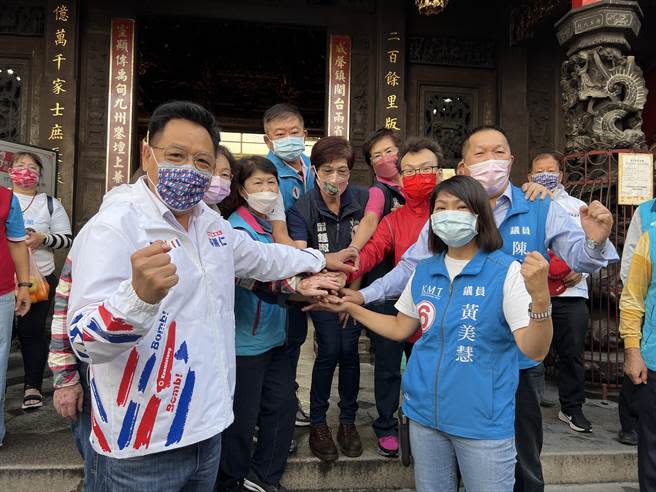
[421, 285, 443, 299]
[207, 230, 227, 248]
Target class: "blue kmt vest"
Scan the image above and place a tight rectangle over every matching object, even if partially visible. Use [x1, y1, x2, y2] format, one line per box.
[497, 185, 550, 370]
[266, 150, 315, 211]
[636, 199, 656, 370]
[404, 250, 519, 440]
[228, 208, 287, 357]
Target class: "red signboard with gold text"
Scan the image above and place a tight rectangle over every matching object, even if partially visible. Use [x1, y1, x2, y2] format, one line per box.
[327, 35, 351, 139]
[105, 19, 135, 191]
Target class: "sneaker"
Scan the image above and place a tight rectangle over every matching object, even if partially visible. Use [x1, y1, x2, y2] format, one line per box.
[337, 423, 363, 457]
[295, 402, 310, 427]
[618, 429, 638, 446]
[309, 424, 338, 462]
[243, 471, 289, 492]
[377, 435, 399, 457]
[216, 479, 248, 492]
[558, 410, 592, 433]
[288, 438, 298, 454]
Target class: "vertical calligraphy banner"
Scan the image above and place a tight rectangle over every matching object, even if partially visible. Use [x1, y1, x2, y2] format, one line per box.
[105, 19, 135, 192]
[41, 0, 78, 207]
[327, 35, 351, 139]
[376, 21, 406, 137]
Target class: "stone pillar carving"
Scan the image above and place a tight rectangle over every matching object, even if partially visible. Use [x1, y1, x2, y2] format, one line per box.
[555, 1, 647, 152]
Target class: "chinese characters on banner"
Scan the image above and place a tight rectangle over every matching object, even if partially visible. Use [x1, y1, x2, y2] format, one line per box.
[380, 30, 405, 135]
[327, 35, 351, 139]
[42, 1, 78, 199]
[105, 19, 135, 192]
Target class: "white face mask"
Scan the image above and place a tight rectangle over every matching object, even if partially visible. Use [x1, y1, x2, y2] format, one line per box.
[245, 191, 279, 215]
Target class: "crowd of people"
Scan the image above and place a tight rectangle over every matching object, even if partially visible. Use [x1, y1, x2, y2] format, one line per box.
[0, 99, 653, 491]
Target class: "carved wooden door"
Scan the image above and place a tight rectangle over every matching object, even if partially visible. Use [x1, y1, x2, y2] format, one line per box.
[407, 65, 497, 168]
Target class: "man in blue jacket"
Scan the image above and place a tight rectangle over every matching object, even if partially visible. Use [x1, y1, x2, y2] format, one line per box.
[263, 103, 315, 428]
[341, 126, 618, 492]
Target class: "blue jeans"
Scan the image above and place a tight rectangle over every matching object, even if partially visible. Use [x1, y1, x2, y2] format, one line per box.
[71, 410, 95, 491]
[93, 434, 222, 492]
[0, 291, 15, 445]
[309, 311, 360, 425]
[409, 420, 516, 492]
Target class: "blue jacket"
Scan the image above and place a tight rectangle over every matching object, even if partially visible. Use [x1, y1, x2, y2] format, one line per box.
[639, 198, 656, 232]
[403, 249, 519, 440]
[497, 185, 550, 370]
[228, 207, 287, 356]
[266, 150, 314, 211]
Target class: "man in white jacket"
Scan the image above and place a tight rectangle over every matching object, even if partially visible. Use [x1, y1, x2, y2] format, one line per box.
[67, 101, 336, 491]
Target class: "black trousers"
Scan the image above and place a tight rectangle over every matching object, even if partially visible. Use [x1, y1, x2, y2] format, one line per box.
[284, 304, 308, 393]
[218, 346, 296, 488]
[551, 297, 589, 414]
[619, 375, 643, 434]
[15, 273, 57, 391]
[514, 364, 545, 492]
[369, 300, 413, 438]
[639, 370, 656, 491]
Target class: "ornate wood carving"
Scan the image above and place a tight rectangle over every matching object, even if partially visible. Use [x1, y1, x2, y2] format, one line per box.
[0, 1, 45, 35]
[408, 36, 495, 69]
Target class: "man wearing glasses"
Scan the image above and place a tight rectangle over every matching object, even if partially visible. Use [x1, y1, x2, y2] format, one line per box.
[65, 101, 345, 491]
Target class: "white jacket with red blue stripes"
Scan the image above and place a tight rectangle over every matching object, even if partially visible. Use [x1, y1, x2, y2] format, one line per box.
[67, 178, 325, 458]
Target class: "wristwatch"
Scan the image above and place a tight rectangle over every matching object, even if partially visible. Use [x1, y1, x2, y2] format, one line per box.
[528, 302, 552, 320]
[17, 282, 33, 288]
[585, 237, 603, 251]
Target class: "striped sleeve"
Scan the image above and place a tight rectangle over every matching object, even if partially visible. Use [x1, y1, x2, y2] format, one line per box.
[43, 233, 73, 249]
[619, 231, 651, 349]
[44, 196, 73, 249]
[48, 257, 80, 388]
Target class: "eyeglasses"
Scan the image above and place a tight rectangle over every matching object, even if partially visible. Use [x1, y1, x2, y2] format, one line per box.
[401, 166, 441, 177]
[317, 167, 350, 178]
[151, 145, 215, 174]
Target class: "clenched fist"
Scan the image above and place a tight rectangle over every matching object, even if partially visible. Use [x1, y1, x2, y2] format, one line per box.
[520, 252, 550, 301]
[131, 241, 179, 304]
[580, 201, 613, 244]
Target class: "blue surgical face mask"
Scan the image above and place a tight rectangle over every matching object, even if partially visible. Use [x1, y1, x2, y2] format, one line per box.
[272, 136, 305, 162]
[530, 171, 560, 191]
[430, 210, 478, 248]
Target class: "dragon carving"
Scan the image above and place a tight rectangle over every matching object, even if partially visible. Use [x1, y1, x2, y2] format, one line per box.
[561, 46, 647, 152]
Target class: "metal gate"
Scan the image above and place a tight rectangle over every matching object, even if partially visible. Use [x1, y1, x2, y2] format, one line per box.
[562, 149, 655, 399]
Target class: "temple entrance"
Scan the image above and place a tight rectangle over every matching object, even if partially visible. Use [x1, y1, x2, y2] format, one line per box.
[136, 16, 327, 160]
[407, 64, 497, 168]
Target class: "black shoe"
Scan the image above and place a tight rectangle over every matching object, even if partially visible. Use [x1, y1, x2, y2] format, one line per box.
[337, 423, 363, 457]
[295, 402, 310, 427]
[288, 438, 298, 454]
[243, 471, 289, 492]
[558, 410, 592, 433]
[215, 479, 247, 492]
[618, 430, 638, 446]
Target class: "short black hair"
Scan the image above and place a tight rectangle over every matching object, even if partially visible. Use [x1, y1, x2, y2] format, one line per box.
[311, 136, 354, 170]
[10, 152, 43, 175]
[531, 152, 563, 172]
[428, 175, 503, 254]
[263, 103, 305, 132]
[362, 128, 403, 167]
[217, 145, 237, 173]
[398, 137, 445, 171]
[219, 155, 279, 218]
[461, 125, 510, 156]
[147, 101, 220, 153]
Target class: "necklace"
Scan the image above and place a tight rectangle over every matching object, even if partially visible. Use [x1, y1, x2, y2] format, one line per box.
[18, 192, 37, 213]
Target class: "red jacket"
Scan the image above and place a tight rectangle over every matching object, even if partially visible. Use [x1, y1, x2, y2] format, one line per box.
[351, 198, 429, 342]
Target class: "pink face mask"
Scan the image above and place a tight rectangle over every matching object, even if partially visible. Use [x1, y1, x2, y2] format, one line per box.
[466, 159, 511, 197]
[203, 176, 231, 205]
[373, 153, 399, 180]
[9, 167, 39, 189]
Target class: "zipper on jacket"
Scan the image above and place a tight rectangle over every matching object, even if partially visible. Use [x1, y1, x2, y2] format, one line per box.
[434, 280, 455, 427]
[252, 300, 262, 336]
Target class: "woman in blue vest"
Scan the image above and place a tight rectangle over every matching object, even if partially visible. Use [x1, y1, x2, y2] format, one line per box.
[307, 175, 553, 491]
[216, 155, 298, 492]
